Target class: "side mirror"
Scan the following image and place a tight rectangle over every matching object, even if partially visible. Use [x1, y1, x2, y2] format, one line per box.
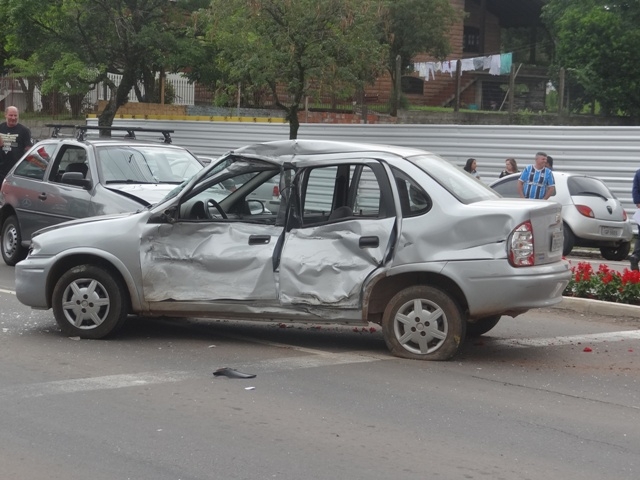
[247, 199, 267, 214]
[61, 172, 91, 189]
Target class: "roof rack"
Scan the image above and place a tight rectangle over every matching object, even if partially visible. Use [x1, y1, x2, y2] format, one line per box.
[45, 124, 77, 138]
[75, 126, 174, 144]
[45, 124, 175, 144]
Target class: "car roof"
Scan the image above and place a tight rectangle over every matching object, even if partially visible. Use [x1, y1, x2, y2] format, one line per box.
[230, 139, 433, 166]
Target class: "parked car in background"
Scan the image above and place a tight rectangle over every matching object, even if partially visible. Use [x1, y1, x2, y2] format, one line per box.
[490, 172, 633, 260]
[14, 140, 570, 361]
[0, 126, 205, 265]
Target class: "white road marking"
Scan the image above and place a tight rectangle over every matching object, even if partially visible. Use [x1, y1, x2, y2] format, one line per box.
[0, 288, 15, 295]
[0, 371, 198, 398]
[489, 329, 640, 348]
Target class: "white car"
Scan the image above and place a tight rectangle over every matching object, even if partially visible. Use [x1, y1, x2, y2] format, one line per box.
[490, 171, 633, 260]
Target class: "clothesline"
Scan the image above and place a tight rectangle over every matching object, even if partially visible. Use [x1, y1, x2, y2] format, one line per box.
[414, 52, 513, 81]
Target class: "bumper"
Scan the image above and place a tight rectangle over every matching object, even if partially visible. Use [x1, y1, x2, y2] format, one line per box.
[441, 259, 572, 319]
[15, 256, 53, 309]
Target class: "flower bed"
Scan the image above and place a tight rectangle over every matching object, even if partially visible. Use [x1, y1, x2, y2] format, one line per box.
[564, 261, 640, 305]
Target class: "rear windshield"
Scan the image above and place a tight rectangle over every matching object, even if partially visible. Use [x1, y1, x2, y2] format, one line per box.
[567, 176, 614, 199]
[408, 154, 499, 204]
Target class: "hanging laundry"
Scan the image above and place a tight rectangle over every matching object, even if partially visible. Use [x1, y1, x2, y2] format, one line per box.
[500, 53, 513, 75]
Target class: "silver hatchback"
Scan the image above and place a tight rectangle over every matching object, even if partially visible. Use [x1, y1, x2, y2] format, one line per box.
[15, 140, 570, 360]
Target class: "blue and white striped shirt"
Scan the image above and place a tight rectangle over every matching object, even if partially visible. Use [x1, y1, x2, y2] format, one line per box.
[519, 165, 555, 199]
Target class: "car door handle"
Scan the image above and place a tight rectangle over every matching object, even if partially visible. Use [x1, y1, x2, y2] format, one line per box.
[249, 235, 271, 245]
[38, 193, 47, 200]
[359, 236, 379, 248]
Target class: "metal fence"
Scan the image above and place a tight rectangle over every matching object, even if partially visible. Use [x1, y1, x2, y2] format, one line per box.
[83, 118, 640, 217]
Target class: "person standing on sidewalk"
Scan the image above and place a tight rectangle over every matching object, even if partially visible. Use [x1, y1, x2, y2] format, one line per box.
[0, 106, 32, 185]
[517, 152, 555, 200]
[629, 168, 640, 270]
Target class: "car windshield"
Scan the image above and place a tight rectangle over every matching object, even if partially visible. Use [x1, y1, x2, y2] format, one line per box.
[97, 146, 203, 184]
[408, 154, 499, 204]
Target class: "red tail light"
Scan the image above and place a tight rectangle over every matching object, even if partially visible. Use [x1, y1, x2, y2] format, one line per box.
[575, 204, 594, 218]
[272, 185, 280, 198]
[509, 220, 534, 267]
[623, 210, 628, 220]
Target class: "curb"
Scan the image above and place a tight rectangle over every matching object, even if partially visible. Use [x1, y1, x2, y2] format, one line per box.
[553, 296, 640, 318]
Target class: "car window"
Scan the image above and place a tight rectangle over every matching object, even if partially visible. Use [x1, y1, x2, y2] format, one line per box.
[179, 157, 282, 222]
[12, 144, 57, 180]
[299, 162, 391, 226]
[491, 176, 520, 198]
[392, 168, 432, 216]
[50, 146, 90, 183]
[409, 154, 499, 203]
[567, 176, 614, 199]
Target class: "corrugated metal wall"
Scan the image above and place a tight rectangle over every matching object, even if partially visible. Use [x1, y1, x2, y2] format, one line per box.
[88, 119, 640, 214]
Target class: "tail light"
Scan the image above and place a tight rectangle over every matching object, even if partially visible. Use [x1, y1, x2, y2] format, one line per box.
[509, 220, 534, 267]
[575, 204, 594, 218]
[623, 210, 628, 220]
[272, 185, 280, 199]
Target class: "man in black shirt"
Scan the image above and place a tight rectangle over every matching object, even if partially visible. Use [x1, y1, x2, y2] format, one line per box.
[0, 106, 32, 184]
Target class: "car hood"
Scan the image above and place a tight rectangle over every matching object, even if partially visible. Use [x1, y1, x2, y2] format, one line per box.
[32, 212, 139, 238]
[105, 183, 177, 205]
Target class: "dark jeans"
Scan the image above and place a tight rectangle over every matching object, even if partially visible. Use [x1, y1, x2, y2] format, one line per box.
[633, 225, 640, 259]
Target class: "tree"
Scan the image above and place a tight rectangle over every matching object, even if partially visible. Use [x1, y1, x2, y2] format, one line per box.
[378, 0, 461, 116]
[543, 0, 640, 116]
[202, 0, 387, 139]
[2, 0, 202, 128]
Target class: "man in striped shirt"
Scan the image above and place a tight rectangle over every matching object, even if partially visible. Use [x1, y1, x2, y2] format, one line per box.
[517, 152, 556, 200]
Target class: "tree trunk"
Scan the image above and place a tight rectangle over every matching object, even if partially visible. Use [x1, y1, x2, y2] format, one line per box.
[286, 104, 300, 139]
[98, 70, 138, 135]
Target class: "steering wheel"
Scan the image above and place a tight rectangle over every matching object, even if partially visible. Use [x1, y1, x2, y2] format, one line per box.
[205, 198, 227, 219]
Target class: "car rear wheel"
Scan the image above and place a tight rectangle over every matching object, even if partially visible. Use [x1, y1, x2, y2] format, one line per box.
[562, 223, 575, 256]
[52, 264, 128, 339]
[1, 215, 28, 266]
[466, 315, 501, 337]
[382, 286, 465, 361]
[600, 242, 631, 261]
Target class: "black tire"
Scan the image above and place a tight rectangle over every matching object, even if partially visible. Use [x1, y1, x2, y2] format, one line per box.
[562, 223, 575, 257]
[382, 286, 465, 361]
[600, 242, 631, 261]
[52, 264, 128, 339]
[466, 315, 501, 337]
[1, 215, 28, 266]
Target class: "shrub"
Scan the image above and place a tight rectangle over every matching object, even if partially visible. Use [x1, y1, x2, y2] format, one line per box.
[564, 261, 640, 305]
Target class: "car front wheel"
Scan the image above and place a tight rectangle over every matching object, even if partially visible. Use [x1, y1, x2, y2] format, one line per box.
[52, 264, 128, 339]
[1, 215, 28, 266]
[600, 242, 631, 261]
[382, 286, 465, 361]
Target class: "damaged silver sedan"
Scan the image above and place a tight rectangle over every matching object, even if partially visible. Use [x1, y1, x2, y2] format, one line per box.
[15, 140, 571, 360]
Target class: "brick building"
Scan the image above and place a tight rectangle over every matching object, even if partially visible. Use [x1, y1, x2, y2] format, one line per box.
[366, 0, 547, 111]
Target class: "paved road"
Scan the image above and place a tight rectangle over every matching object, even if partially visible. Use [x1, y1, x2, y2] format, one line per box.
[1, 257, 639, 479]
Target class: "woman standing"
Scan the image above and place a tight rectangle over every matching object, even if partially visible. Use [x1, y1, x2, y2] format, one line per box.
[499, 158, 519, 178]
[464, 158, 480, 179]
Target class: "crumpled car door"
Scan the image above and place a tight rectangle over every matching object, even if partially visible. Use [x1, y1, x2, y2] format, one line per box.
[277, 161, 396, 309]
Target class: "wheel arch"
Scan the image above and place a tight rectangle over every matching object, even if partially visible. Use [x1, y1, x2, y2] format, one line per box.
[363, 271, 468, 324]
[0, 204, 17, 228]
[45, 253, 139, 313]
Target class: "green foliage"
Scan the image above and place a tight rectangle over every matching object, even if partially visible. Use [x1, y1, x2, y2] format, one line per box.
[202, 0, 386, 138]
[1, 0, 202, 124]
[543, 0, 640, 116]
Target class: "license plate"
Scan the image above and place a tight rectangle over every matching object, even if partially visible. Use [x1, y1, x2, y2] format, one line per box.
[550, 231, 563, 251]
[600, 226, 622, 237]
